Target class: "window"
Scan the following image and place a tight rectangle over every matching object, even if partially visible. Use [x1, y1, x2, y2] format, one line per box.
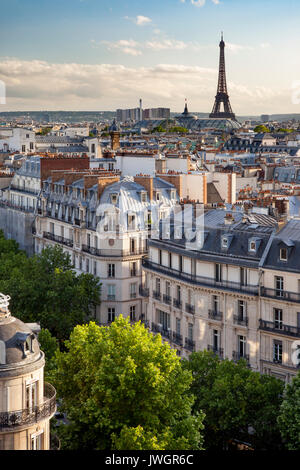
[31, 431, 44, 450]
[212, 295, 219, 312]
[275, 276, 284, 297]
[213, 329, 219, 350]
[86, 258, 89, 273]
[108, 264, 115, 278]
[156, 192, 161, 201]
[130, 306, 136, 322]
[176, 318, 181, 335]
[130, 238, 135, 253]
[222, 237, 228, 248]
[108, 285, 116, 300]
[26, 381, 37, 413]
[273, 340, 282, 363]
[155, 278, 161, 294]
[168, 252, 172, 268]
[165, 281, 171, 297]
[108, 308, 115, 323]
[176, 285, 181, 302]
[159, 249, 162, 265]
[141, 192, 147, 203]
[188, 323, 193, 341]
[238, 335, 246, 358]
[240, 268, 247, 286]
[110, 193, 118, 204]
[130, 262, 137, 277]
[215, 263, 222, 282]
[93, 261, 97, 276]
[130, 283, 137, 298]
[158, 310, 170, 331]
[274, 308, 283, 330]
[179, 256, 183, 272]
[128, 214, 136, 230]
[280, 248, 288, 261]
[238, 300, 246, 320]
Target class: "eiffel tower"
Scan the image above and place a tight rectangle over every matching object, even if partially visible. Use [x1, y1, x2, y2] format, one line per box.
[209, 33, 236, 120]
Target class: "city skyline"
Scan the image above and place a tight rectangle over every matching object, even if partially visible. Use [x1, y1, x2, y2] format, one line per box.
[1, 0, 300, 114]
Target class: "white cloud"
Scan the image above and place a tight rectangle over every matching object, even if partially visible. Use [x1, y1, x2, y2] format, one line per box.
[92, 39, 142, 56]
[191, 0, 206, 6]
[146, 39, 188, 51]
[124, 15, 152, 26]
[0, 57, 292, 114]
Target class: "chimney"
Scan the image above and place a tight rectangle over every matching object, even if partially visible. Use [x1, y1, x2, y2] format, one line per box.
[134, 175, 153, 200]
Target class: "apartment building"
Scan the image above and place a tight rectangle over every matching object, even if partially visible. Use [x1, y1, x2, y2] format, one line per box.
[141, 209, 300, 382]
[34, 171, 178, 323]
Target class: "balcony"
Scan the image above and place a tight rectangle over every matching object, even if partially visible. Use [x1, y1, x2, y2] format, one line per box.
[0, 383, 56, 430]
[153, 290, 161, 301]
[107, 294, 116, 301]
[173, 298, 182, 309]
[172, 332, 183, 347]
[260, 287, 300, 304]
[208, 310, 223, 321]
[232, 351, 250, 364]
[207, 345, 224, 358]
[185, 303, 195, 315]
[163, 294, 172, 305]
[151, 322, 171, 339]
[82, 245, 147, 258]
[185, 338, 195, 352]
[233, 315, 248, 327]
[43, 232, 73, 248]
[259, 319, 300, 338]
[130, 270, 137, 277]
[130, 292, 137, 299]
[139, 285, 149, 297]
[142, 258, 259, 296]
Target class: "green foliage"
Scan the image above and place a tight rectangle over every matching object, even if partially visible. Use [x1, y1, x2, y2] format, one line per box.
[53, 317, 204, 450]
[36, 127, 52, 136]
[38, 328, 59, 381]
[277, 128, 294, 133]
[278, 373, 300, 449]
[183, 350, 284, 450]
[168, 126, 188, 133]
[151, 125, 166, 133]
[254, 125, 270, 133]
[0, 240, 101, 344]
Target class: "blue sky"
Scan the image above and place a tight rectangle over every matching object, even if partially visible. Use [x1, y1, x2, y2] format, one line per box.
[1, 0, 300, 113]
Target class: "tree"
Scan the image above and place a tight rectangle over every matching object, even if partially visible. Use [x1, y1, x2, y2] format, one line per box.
[254, 125, 270, 133]
[53, 317, 204, 450]
[168, 126, 188, 133]
[38, 328, 59, 381]
[278, 373, 300, 450]
[183, 350, 284, 450]
[0, 244, 101, 344]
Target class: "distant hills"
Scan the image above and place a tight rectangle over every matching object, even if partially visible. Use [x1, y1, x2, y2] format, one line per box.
[1, 111, 300, 124]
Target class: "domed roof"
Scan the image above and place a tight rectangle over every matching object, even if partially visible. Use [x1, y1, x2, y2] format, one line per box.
[0, 294, 42, 369]
[109, 119, 120, 133]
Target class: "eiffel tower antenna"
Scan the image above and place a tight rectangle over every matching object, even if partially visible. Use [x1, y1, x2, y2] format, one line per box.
[209, 33, 236, 120]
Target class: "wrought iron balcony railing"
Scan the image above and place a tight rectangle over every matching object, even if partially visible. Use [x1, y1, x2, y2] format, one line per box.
[260, 287, 300, 304]
[82, 245, 147, 258]
[208, 310, 223, 321]
[207, 345, 224, 358]
[163, 294, 171, 305]
[142, 258, 259, 296]
[0, 383, 56, 430]
[151, 322, 171, 339]
[172, 332, 183, 347]
[173, 298, 182, 309]
[139, 285, 149, 297]
[152, 290, 161, 301]
[43, 232, 73, 247]
[232, 351, 250, 364]
[185, 338, 195, 352]
[233, 315, 248, 327]
[259, 319, 300, 338]
[185, 303, 195, 314]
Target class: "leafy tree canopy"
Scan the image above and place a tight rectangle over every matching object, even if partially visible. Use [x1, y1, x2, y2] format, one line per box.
[254, 125, 271, 133]
[278, 372, 300, 450]
[53, 317, 204, 450]
[183, 350, 284, 450]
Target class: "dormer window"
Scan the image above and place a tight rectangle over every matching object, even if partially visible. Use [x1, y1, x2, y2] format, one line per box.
[280, 247, 288, 261]
[140, 192, 147, 203]
[249, 241, 256, 252]
[222, 237, 228, 248]
[156, 192, 161, 201]
[110, 193, 118, 204]
[171, 190, 176, 200]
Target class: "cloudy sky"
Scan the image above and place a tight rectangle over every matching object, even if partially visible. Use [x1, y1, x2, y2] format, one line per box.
[1, 0, 300, 114]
